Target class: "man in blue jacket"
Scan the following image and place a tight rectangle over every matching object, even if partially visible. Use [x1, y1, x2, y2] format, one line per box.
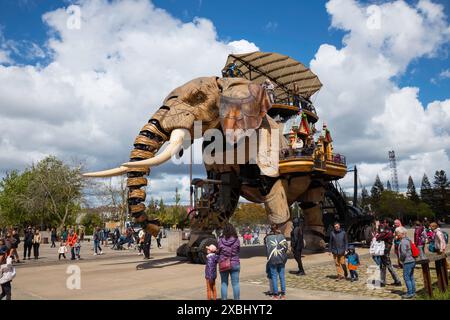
[329, 222, 348, 280]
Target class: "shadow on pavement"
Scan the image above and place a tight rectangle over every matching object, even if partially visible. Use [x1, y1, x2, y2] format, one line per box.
[239, 245, 267, 259]
[136, 256, 188, 270]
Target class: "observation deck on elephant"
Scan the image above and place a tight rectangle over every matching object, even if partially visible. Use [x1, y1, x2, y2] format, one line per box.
[222, 51, 347, 180]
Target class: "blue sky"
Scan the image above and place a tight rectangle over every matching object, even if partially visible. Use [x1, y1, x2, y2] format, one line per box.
[1, 0, 449, 105]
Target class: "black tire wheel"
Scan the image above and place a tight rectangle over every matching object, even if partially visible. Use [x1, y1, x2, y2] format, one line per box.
[197, 237, 218, 264]
[176, 243, 189, 258]
[187, 250, 197, 263]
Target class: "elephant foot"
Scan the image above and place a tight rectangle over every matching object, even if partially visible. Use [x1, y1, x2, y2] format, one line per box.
[303, 225, 326, 252]
[277, 220, 293, 239]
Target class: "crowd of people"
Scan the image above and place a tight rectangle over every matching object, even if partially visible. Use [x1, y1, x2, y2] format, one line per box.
[362, 219, 447, 299]
[0, 223, 167, 300]
[202, 218, 448, 301]
[240, 226, 264, 245]
[1, 218, 448, 300]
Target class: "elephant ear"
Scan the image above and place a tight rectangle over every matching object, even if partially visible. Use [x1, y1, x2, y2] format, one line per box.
[219, 79, 272, 132]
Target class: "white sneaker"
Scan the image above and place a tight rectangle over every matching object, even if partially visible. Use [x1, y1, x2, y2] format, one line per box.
[100, 252, 103, 255]
[93, 253, 97, 256]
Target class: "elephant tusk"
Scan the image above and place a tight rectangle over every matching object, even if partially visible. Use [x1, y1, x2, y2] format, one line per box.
[82, 166, 129, 178]
[121, 128, 188, 168]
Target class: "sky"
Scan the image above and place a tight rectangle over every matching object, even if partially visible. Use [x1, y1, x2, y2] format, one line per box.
[0, 0, 449, 204]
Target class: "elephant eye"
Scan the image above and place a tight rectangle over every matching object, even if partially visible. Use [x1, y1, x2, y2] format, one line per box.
[183, 90, 207, 105]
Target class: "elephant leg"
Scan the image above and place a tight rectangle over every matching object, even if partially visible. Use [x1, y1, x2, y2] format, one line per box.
[302, 203, 326, 252]
[263, 179, 292, 238]
[299, 184, 326, 252]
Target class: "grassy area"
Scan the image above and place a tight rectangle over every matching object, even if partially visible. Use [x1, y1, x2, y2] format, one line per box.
[416, 286, 450, 300]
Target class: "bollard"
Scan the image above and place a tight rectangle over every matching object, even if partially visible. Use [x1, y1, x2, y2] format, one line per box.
[167, 230, 183, 253]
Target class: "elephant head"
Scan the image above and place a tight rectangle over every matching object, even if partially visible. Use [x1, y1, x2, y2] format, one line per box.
[83, 76, 273, 234]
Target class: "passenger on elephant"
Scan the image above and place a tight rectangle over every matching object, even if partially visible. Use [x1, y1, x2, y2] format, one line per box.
[289, 217, 305, 276]
[329, 222, 348, 281]
[261, 79, 275, 104]
[292, 82, 301, 109]
[375, 221, 402, 287]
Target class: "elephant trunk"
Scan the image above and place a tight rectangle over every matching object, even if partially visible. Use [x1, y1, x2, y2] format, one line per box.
[126, 119, 169, 236]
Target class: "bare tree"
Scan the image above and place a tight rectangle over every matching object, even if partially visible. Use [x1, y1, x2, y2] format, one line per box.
[94, 176, 128, 229]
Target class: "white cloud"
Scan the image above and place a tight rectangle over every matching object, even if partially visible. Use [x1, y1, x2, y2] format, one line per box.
[0, 50, 11, 64]
[0, 0, 258, 202]
[310, 0, 450, 191]
[264, 21, 278, 32]
[1, 0, 449, 204]
[439, 69, 450, 79]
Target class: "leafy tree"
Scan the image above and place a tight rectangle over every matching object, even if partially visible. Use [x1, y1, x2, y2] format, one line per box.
[146, 197, 158, 219]
[0, 170, 34, 227]
[20, 156, 84, 229]
[420, 174, 433, 207]
[231, 203, 267, 227]
[370, 175, 384, 214]
[80, 212, 103, 235]
[361, 187, 370, 211]
[378, 190, 434, 222]
[432, 170, 450, 219]
[406, 176, 420, 203]
[414, 202, 435, 220]
[386, 180, 392, 191]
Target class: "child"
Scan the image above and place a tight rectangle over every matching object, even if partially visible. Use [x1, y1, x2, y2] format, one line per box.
[74, 239, 81, 260]
[204, 244, 218, 300]
[58, 242, 68, 260]
[0, 251, 16, 300]
[346, 245, 360, 281]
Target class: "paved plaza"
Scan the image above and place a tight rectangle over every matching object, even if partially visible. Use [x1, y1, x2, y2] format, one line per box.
[9, 229, 450, 300]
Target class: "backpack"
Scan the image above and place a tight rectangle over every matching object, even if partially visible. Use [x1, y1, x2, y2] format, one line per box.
[410, 240, 420, 258]
[442, 231, 449, 244]
[428, 241, 436, 253]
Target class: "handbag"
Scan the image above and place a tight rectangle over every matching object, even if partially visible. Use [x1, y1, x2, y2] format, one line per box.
[219, 258, 231, 272]
[369, 239, 385, 256]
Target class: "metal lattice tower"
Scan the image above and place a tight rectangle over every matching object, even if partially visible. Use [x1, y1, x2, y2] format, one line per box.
[388, 150, 399, 192]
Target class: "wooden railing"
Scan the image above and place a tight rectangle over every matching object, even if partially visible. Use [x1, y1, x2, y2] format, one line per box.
[416, 253, 448, 297]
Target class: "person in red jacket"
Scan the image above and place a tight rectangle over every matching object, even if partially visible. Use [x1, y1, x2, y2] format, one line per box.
[66, 229, 78, 261]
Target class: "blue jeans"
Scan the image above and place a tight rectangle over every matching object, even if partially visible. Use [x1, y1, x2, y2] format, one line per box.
[372, 256, 381, 266]
[269, 264, 286, 295]
[403, 261, 416, 295]
[94, 240, 102, 254]
[220, 264, 240, 300]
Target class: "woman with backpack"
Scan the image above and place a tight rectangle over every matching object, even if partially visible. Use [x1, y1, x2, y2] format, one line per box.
[397, 227, 417, 299]
[218, 223, 240, 300]
[430, 222, 447, 255]
[265, 224, 288, 300]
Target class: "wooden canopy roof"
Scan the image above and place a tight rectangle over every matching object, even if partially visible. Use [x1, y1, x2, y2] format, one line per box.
[224, 51, 322, 99]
